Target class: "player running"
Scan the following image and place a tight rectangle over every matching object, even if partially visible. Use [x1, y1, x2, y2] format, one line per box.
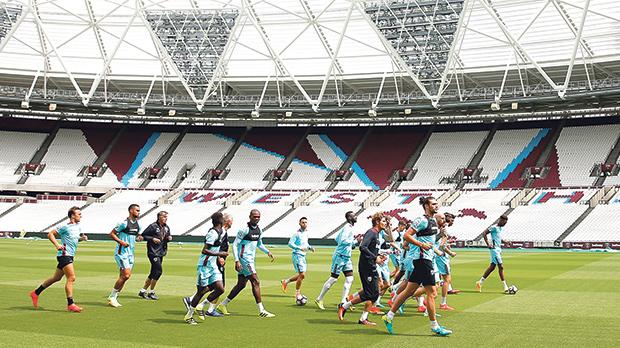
[108, 204, 142, 308]
[30, 206, 88, 312]
[315, 211, 358, 310]
[437, 212, 457, 310]
[281, 217, 315, 301]
[338, 212, 388, 326]
[476, 215, 510, 293]
[389, 219, 407, 279]
[382, 196, 452, 336]
[183, 212, 229, 325]
[217, 209, 276, 318]
[139, 211, 171, 300]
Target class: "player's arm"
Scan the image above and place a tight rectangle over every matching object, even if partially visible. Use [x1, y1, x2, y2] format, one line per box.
[79, 233, 88, 242]
[47, 229, 64, 251]
[109, 228, 129, 247]
[231, 228, 246, 262]
[202, 231, 228, 258]
[257, 236, 274, 261]
[287, 233, 300, 251]
[403, 226, 432, 250]
[446, 245, 457, 257]
[482, 228, 492, 248]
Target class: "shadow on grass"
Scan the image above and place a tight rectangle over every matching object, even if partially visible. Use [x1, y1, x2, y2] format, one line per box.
[79, 301, 110, 308]
[147, 318, 189, 325]
[8, 306, 65, 313]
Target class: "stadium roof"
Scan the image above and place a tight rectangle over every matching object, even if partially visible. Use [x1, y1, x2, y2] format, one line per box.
[0, 0, 619, 120]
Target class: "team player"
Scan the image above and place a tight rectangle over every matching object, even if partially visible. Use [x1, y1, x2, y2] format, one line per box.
[217, 209, 276, 318]
[382, 196, 452, 336]
[139, 211, 172, 300]
[315, 211, 358, 310]
[108, 204, 142, 308]
[29, 206, 88, 312]
[183, 212, 229, 325]
[437, 212, 457, 310]
[476, 215, 510, 293]
[338, 212, 387, 326]
[375, 220, 398, 310]
[185, 213, 233, 315]
[281, 217, 315, 300]
[389, 219, 407, 278]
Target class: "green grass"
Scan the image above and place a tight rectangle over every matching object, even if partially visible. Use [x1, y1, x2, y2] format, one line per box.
[1, 239, 619, 347]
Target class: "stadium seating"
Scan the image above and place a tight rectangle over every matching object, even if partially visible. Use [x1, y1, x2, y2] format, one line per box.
[141, 190, 235, 236]
[265, 191, 371, 238]
[0, 195, 87, 232]
[27, 129, 97, 186]
[147, 133, 234, 189]
[210, 144, 282, 190]
[400, 131, 488, 188]
[73, 189, 166, 234]
[504, 189, 596, 242]
[123, 132, 179, 188]
[564, 190, 620, 242]
[467, 128, 543, 189]
[554, 125, 620, 187]
[0, 130, 46, 184]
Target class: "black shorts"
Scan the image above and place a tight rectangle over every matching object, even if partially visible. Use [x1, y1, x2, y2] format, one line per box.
[408, 259, 435, 286]
[358, 268, 379, 302]
[147, 254, 164, 280]
[56, 256, 74, 269]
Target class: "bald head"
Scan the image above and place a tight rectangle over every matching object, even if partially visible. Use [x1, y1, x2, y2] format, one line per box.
[434, 212, 446, 227]
[223, 213, 233, 229]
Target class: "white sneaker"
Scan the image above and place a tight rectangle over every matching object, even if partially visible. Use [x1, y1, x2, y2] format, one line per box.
[108, 298, 122, 308]
[259, 310, 275, 318]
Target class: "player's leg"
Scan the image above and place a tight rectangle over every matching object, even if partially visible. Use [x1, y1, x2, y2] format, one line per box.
[341, 269, 354, 304]
[223, 274, 248, 302]
[61, 263, 81, 312]
[316, 273, 338, 304]
[203, 280, 225, 317]
[30, 266, 64, 308]
[248, 273, 274, 317]
[295, 271, 306, 297]
[497, 263, 509, 291]
[109, 265, 132, 307]
[185, 285, 208, 324]
[439, 274, 453, 310]
[147, 256, 163, 299]
[382, 281, 418, 333]
[477, 263, 496, 292]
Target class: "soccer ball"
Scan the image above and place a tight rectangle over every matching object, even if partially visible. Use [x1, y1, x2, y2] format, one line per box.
[507, 285, 519, 295]
[296, 295, 308, 306]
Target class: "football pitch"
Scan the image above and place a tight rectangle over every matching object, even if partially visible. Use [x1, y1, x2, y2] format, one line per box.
[1, 239, 619, 348]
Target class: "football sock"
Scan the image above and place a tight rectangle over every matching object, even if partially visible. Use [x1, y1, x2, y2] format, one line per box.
[386, 310, 395, 320]
[441, 297, 447, 305]
[479, 277, 485, 283]
[35, 285, 46, 296]
[361, 311, 369, 321]
[140, 288, 147, 293]
[448, 283, 453, 291]
[208, 302, 217, 313]
[342, 301, 352, 310]
[67, 297, 74, 306]
[221, 297, 231, 306]
[295, 290, 301, 298]
[502, 280, 508, 290]
[431, 320, 440, 329]
[317, 277, 337, 301]
[185, 307, 195, 319]
[257, 302, 265, 312]
[417, 297, 424, 307]
[109, 289, 119, 299]
[342, 276, 353, 303]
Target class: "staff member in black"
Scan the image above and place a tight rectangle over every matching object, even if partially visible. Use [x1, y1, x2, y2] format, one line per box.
[338, 212, 387, 326]
[139, 211, 171, 300]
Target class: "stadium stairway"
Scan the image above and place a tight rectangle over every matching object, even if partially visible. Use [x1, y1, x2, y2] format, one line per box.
[203, 128, 249, 189]
[526, 120, 565, 188]
[327, 127, 372, 190]
[182, 190, 249, 235]
[79, 125, 127, 186]
[39, 189, 116, 232]
[0, 199, 23, 220]
[391, 125, 435, 190]
[17, 123, 60, 184]
[554, 187, 606, 244]
[594, 131, 620, 186]
[262, 190, 319, 232]
[457, 124, 497, 189]
[322, 191, 385, 238]
[265, 127, 311, 190]
[140, 127, 189, 188]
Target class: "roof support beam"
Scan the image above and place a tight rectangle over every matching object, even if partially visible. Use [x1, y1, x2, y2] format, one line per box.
[560, 0, 589, 96]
